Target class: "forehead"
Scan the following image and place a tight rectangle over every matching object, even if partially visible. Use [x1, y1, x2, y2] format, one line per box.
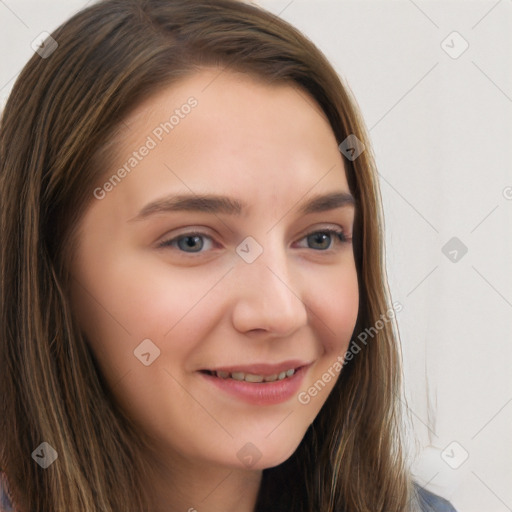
[98, 67, 350, 216]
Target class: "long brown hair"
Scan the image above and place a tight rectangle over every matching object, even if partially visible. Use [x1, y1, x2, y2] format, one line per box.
[0, 0, 420, 510]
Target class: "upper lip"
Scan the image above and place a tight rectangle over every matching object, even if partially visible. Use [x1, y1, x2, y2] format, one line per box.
[202, 360, 311, 376]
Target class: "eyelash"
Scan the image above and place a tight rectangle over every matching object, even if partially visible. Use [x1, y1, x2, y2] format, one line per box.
[157, 227, 351, 255]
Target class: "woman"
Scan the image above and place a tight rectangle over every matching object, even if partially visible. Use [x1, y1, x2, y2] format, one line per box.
[0, 0, 457, 510]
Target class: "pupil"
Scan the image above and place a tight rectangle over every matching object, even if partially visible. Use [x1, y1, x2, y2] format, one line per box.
[310, 233, 330, 249]
[180, 235, 202, 252]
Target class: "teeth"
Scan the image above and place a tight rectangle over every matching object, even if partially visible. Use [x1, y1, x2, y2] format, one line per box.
[213, 369, 296, 382]
[245, 373, 264, 383]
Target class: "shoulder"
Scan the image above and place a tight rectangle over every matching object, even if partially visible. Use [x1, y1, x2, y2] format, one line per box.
[0, 472, 16, 512]
[415, 483, 458, 512]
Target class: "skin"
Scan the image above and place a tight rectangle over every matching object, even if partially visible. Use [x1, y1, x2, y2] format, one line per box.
[69, 68, 359, 512]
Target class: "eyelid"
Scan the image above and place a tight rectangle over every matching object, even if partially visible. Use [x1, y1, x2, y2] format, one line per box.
[156, 228, 218, 250]
[156, 223, 351, 253]
[298, 222, 349, 238]
[293, 225, 351, 249]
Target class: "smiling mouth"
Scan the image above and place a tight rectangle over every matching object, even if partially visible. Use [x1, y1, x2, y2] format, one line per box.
[200, 368, 297, 383]
[199, 363, 310, 405]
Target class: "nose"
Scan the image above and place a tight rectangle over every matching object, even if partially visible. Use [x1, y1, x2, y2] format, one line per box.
[230, 240, 308, 337]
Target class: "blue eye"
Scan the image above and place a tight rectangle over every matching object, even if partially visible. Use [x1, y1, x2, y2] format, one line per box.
[299, 229, 349, 251]
[158, 232, 214, 253]
[158, 228, 350, 254]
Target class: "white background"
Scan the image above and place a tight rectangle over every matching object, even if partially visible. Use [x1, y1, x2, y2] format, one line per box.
[1, 1, 511, 511]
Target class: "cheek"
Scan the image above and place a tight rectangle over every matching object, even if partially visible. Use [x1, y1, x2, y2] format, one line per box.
[113, 256, 231, 349]
[302, 259, 356, 353]
[291, 261, 358, 423]
[70, 249, 230, 377]
[306, 258, 359, 352]
[69, 252, 229, 433]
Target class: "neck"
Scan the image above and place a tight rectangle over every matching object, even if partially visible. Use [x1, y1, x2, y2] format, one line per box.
[145, 446, 263, 512]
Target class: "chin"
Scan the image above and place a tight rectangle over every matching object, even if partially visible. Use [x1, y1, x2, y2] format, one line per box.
[238, 435, 304, 471]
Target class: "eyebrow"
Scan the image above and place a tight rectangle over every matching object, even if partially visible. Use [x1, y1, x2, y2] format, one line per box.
[129, 191, 356, 222]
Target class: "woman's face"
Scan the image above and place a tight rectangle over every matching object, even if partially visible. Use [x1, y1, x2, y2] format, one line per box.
[69, 68, 359, 472]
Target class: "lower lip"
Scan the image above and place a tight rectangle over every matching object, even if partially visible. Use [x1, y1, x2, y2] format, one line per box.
[199, 366, 308, 405]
